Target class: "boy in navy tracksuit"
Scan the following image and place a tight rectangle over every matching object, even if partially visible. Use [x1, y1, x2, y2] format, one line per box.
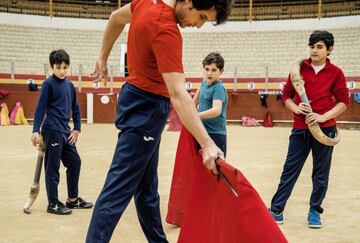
[31, 49, 93, 215]
[269, 30, 349, 228]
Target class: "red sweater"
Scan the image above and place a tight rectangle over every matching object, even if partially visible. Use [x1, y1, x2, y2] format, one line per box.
[282, 58, 349, 129]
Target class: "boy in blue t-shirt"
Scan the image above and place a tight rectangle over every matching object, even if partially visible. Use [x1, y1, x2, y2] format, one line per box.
[31, 49, 93, 215]
[193, 52, 228, 156]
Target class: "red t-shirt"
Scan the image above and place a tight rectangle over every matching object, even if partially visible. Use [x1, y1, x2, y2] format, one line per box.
[128, 0, 183, 98]
[282, 58, 349, 129]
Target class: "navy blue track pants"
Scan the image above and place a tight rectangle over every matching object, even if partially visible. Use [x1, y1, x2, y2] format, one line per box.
[41, 128, 81, 205]
[208, 133, 227, 157]
[271, 126, 336, 214]
[86, 83, 170, 243]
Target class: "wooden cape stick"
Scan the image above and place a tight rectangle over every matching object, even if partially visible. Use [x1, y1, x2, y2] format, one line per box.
[289, 59, 340, 146]
[23, 135, 45, 214]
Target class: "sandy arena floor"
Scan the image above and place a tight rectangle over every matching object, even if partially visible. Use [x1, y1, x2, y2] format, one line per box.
[0, 124, 359, 243]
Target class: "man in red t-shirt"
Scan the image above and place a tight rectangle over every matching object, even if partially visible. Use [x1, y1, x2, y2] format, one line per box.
[86, 0, 232, 242]
[269, 30, 349, 229]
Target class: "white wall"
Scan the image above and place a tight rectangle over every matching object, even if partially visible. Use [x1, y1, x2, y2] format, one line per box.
[0, 12, 110, 30]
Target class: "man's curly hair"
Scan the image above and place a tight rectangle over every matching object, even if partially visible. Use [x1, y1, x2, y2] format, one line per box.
[180, 0, 234, 25]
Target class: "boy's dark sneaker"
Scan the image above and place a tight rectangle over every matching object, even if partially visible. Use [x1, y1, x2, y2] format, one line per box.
[47, 201, 72, 215]
[66, 197, 93, 209]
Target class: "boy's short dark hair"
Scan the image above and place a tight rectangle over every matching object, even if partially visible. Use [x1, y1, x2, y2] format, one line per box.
[202, 52, 225, 70]
[49, 49, 70, 67]
[308, 30, 334, 50]
[179, 0, 233, 25]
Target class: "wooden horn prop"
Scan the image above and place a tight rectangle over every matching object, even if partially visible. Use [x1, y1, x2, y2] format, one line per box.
[289, 59, 340, 146]
[23, 135, 45, 214]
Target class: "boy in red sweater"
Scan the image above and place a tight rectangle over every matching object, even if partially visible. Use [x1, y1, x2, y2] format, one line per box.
[269, 30, 349, 228]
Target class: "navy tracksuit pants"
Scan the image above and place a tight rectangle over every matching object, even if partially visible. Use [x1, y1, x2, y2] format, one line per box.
[197, 133, 227, 157]
[209, 133, 227, 157]
[41, 128, 81, 205]
[86, 83, 170, 243]
[271, 126, 336, 214]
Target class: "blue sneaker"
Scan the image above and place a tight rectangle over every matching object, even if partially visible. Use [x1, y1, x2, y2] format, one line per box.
[269, 209, 284, 224]
[308, 210, 322, 228]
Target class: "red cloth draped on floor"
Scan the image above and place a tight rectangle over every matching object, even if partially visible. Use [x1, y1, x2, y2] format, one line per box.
[166, 126, 198, 226]
[167, 127, 288, 242]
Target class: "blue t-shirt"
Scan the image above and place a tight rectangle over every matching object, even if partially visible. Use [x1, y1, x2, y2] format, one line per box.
[198, 80, 228, 135]
[33, 74, 81, 133]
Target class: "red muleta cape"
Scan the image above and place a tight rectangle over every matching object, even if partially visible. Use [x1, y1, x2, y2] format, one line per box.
[167, 127, 288, 243]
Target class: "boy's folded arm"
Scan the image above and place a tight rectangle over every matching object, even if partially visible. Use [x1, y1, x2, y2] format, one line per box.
[199, 100, 222, 119]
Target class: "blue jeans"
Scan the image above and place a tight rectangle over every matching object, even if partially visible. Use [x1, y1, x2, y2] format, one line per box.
[271, 126, 336, 214]
[86, 83, 170, 243]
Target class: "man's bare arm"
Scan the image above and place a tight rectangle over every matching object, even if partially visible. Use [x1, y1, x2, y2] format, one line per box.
[90, 4, 132, 83]
[163, 72, 223, 174]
